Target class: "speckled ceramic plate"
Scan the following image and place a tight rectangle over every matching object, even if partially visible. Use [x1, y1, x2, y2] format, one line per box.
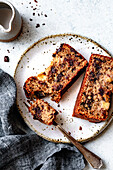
[14, 34, 113, 143]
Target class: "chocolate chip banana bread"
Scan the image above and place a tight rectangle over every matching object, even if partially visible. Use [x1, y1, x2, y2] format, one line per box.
[28, 99, 58, 125]
[73, 54, 113, 123]
[24, 43, 88, 103]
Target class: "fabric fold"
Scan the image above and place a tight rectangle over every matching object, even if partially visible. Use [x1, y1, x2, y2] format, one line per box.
[0, 69, 85, 170]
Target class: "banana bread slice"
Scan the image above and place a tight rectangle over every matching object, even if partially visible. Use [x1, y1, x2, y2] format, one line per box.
[73, 54, 113, 123]
[24, 43, 88, 103]
[28, 99, 58, 125]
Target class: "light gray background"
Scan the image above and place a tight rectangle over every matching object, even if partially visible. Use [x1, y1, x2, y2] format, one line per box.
[0, 0, 113, 169]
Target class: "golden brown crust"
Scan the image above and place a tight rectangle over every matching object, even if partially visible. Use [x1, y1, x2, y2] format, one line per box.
[73, 54, 113, 122]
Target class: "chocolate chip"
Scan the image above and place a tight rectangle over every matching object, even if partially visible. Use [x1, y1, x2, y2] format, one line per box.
[57, 72, 63, 82]
[60, 43, 64, 48]
[29, 18, 33, 21]
[83, 92, 86, 96]
[89, 71, 95, 77]
[88, 71, 95, 81]
[41, 105, 44, 109]
[56, 84, 63, 91]
[4, 56, 9, 62]
[69, 59, 74, 66]
[94, 57, 102, 63]
[70, 48, 75, 52]
[51, 66, 56, 73]
[76, 54, 83, 59]
[34, 106, 41, 114]
[79, 126, 82, 130]
[52, 54, 56, 57]
[80, 102, 85, 106]
[72, 67, 76, 72]
[99, 88, 104, 96]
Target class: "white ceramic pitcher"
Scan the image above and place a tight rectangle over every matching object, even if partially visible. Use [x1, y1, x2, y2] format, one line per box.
[0, 0, 22, 42]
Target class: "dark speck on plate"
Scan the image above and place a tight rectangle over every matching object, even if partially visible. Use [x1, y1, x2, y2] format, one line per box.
[45, 14, 47, 17]
[57, 104, 60, 107]
[68, 131, 71, 135]
[7, 49, 10, 53]
[79, 126, 82, 130]
[69, 37, 73, 41]
[36, 23, 40, 28]
[42, 23, 45, 26]
[34, 0, 38, 3]
[4, 56, 9, 62]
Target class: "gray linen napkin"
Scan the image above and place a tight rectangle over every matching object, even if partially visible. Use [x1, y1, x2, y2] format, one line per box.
[0, 68, 85, 170]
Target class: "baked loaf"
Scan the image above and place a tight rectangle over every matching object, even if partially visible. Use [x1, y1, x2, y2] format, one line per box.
[28, 99, 58, 125]
[24, 43, 88, 103]
[73, 54, 113, 123]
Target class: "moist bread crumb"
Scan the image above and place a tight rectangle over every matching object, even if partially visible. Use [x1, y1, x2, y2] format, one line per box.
[24, 43, 88, 103]
[73, 54, 113, 123]
[28, 99, 58, 125]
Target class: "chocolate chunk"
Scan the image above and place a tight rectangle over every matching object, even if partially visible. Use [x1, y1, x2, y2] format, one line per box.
[75, 54, 83, 59]
[51, 66, 56, 73]
[72, 67, 76, 72]
[56, 84, 63, 91]
[4, 56, 9, 62]
[60, 43, 64, 48]
[80, 102, 85, 106]
[41, 105, 44, 109]
[83, 92, 86, 96]
[52, 54, 56, 57]
[89, 71, 95, 81]
[89, 71, 95, 77]
[94, 57, 102, 63]
[57, 72, 63, 82]
[99, 88, 104, 96]
[33, 106, 41, 114]
[79, 126, 82, 130]
[69, 59, 74, 66]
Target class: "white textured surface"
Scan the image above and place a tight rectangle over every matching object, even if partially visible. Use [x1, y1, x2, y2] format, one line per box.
[0, 0, 113, 169]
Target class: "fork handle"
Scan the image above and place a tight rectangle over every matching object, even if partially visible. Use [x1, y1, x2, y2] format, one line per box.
[57, 124, 103, 169]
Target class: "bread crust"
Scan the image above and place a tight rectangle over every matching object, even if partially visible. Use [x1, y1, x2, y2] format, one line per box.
[73, 54, 113, 123]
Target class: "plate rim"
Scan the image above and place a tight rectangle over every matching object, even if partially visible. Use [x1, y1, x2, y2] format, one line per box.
[14, 33, 113, 143]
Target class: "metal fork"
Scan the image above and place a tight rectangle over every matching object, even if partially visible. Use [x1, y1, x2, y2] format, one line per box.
[24, 101, 103, 169]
